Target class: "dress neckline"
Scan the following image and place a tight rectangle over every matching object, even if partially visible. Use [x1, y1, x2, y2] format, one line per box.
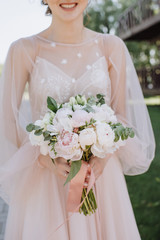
[34, 32, 102, 47]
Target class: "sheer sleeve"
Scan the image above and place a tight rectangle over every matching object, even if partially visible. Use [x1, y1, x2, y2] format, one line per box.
[104, 35, 155, 175]
[0, 39, 30, 164]
[0, 37, 40, 203]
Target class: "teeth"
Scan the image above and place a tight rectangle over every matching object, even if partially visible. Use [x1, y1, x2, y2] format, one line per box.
[61, 3, 77, 8]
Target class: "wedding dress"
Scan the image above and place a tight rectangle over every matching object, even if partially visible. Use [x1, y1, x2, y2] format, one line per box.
[0, 32, 155, 240]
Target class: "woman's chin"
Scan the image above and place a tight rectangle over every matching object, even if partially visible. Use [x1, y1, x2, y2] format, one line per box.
[57, 14, 82, 23]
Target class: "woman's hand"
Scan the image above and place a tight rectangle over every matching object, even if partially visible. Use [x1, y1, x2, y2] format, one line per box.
[38, 154, 71, 180]
[38, 155, 89, 187]
[38, 153, 112, 185]
[89, 154, 112, 181]
[54, 157, 71, 180]
[38, 154, 71, 179]
[38, 154, 53, 169]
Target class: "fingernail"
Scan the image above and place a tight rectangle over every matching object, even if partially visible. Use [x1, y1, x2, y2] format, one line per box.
[84, 182, 88, 187]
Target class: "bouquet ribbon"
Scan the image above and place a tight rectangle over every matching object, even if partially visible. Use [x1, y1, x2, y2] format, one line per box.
[46, 161, 96, 239]
[66, 161, 95, 212]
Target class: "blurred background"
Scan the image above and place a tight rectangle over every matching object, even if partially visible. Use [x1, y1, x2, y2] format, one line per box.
[0, 0, 160, 239]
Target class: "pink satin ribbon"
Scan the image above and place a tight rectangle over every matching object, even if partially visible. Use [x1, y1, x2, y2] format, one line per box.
[67, 161, 95, 212]
[47, 161, 96, 239]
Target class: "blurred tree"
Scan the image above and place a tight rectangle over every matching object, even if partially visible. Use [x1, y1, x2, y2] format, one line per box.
[84, 0, 160, 69]
[84, 0, 137, 34]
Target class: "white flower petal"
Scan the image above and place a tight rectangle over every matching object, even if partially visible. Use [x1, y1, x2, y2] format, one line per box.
[40, 141, 49, 155]
[79, 128, 96, 150]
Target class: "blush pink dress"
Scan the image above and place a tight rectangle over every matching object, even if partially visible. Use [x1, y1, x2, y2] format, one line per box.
[0, 32, 155, 240]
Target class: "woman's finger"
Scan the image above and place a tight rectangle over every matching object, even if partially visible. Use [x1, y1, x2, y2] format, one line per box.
[91, 164, 100, 180]
[64, 164, 71, 172]
[89, 157, 96, 169]
[58, 169, 69, 179]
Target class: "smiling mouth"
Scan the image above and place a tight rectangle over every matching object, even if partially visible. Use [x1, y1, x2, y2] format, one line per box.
[59, 2, 78, 10]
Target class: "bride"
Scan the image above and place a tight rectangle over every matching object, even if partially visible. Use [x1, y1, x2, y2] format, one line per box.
[0, 0, 155, 239]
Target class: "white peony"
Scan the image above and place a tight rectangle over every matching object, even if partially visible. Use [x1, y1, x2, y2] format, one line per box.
[114, 138, 126, 149]
[34, 120, 44, 128]
[29, 131, 44, 146]
[92, 104, 117, 123]
[72, 104, 83, 111]
[93, 109, 108, 122]
[101, 104, 117, 123]
[79, 128, 97, 150]
[72, 110, 94, 128]
[96, 123, 115, 152]
[58, 117, 73, 132]
[40, 141, 49, 155]
[108, 115, 117, 123]
[91, 142, 106, 158]
[101, 104, 115, 115]
[53, 108, 73, 123]
[53, 108, 73, 132]
[46, 125, 59, 135]
[62, 102, 72, 110]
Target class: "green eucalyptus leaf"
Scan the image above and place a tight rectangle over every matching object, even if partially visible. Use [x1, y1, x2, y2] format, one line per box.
[124, 128, 129, 137]
[129, 130, 135, 138]
[34, 125, 41, 130]
[122, 131, 128, 140]
[87, 96, 96, 105]
[34, 129, 43, 136]
[114, 133, 120, 142]
[115, 125, 124, 136]
[47, 96, 58, 113]
[51, 158, 55, 164]
[26, 123, 35, 132]
[43, 132, 52, 141]
[96, 93, 105, 99]
[83, 104, 95, 113]
[96, 94, 105, 106]
[58, 103, 63, 109]
[99, 98, 105, 105]
[64, 160, 82, 186]
[90, 118, 96, 124]
[121, 134, 125, 141]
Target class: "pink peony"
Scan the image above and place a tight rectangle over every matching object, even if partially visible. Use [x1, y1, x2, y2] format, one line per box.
[53, 130, 83, 161]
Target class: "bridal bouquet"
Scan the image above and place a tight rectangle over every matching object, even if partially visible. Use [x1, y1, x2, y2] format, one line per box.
[26, 94, 135, 216]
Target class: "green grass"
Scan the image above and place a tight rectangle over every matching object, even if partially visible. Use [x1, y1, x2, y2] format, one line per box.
[125, 105, 160, 240]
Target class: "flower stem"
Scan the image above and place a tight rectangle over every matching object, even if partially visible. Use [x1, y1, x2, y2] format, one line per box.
[90, 189, 97, 209]
[82, 189, 90, 214]
[84, 188, 93, 214]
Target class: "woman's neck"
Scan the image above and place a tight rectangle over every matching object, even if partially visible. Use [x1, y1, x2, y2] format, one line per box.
[43, 15, 88, 44]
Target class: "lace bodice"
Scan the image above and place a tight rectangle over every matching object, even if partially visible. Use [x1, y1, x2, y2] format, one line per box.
[29, 34, 111, 121]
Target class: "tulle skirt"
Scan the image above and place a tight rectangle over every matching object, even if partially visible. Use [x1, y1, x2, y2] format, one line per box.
[0, 142, 141, 240]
